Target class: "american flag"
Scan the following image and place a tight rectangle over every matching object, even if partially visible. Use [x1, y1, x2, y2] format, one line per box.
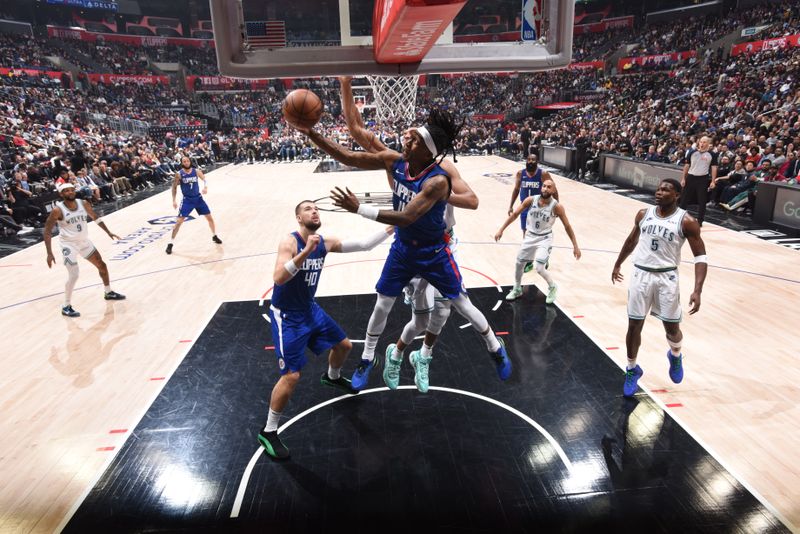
[245, 20, 286, 48]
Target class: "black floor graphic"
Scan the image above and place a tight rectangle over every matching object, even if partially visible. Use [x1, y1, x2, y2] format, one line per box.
[64, 287, 789, 533]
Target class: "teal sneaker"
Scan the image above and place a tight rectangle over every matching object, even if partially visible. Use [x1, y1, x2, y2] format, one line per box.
[505, 287, 523, 301]
[383, 343, 402, 390]
[409, 350, 432, 393]
[545, 284, 558, 304]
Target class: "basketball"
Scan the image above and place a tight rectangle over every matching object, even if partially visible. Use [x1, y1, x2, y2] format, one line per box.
[282, 89, 323, 129]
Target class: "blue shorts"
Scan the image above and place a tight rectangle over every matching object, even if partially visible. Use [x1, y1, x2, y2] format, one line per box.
[269, 302, 347, 375]
[376, 239, 464, 300]
[179, 196, 210, 217]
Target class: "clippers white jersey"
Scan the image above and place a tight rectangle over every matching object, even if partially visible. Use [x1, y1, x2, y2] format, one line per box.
[56, 199, 90, 242]
[524, 195, 558, 237]
[444, 204, 455, 231]
[632, 206, 687, 270]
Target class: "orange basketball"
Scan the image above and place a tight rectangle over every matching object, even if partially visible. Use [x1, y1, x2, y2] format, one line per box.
[282, 89, 323, 129]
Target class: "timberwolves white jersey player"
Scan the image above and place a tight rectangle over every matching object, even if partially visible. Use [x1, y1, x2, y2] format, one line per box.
[628, 206, 688, 322]
[518, 196, 559, 264]
[632, 206, 687, 270]
[56, 199, 96, 264]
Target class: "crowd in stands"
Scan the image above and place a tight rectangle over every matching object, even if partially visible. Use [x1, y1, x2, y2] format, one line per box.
[4, 0, 800, 236]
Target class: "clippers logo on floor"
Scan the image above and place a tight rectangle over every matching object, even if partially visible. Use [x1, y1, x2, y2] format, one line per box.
[148, 215, 195, 225]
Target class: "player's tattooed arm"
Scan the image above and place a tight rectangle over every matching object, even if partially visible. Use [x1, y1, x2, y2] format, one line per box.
[197, 169, 208, 194]
[306, 130, 398, 171]
[84, 201, 120, 240]
[171, 173, 181, 209]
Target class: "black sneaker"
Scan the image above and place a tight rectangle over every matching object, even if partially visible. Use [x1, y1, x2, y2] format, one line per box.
[61, 305, 80, 317]
[320, 372, 359, 395]
[166, 243, 173, 254]
[257, 430, 290, 460]
[212, 235, 222, 244]
[104, 290, 126, 301]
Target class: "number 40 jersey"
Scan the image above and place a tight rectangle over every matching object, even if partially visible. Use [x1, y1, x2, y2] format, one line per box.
[271, 232, 327, 312]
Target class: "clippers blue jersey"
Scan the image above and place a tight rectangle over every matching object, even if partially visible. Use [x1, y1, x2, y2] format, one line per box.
[271, 232, 327, 312]
[519, 167, 542, 201]
[391, 159, 449, 245]
[179, 167, 201, 198]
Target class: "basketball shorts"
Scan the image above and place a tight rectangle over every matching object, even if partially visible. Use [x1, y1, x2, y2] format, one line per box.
[516, 232, 553, 264]
[377, 239, 464, 300]
[61, 239, 96, 265]
[627, 267, 682, 323]
[178, 195, 210, 217]
[403, 232, 460, 312]
[269, 302, 347, 375]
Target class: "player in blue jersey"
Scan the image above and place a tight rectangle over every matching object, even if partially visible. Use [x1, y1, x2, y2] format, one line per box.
[296, 109, 512, 394]
[166, 155, 222, 255]
[258, 200, 394, 460]
[508, 153, 554, 272]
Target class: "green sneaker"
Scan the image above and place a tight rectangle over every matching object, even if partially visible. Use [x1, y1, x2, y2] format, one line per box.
[383, 343, 402, 390]
[505, 287, 523, 301]
[523, 261, 534, 273]
[545, 284, 558, 304]
[409, 350, 432, 393]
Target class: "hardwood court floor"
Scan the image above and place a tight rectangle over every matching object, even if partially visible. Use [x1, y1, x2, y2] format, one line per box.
[1, 156, 798, 533]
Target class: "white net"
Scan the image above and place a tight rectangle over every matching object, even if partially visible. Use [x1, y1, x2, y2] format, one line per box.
[366, 75, 419, 123]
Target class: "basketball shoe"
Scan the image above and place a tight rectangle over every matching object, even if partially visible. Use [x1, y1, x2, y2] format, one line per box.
[351, 358, 376, 391]
[61, 305, 80, 318]
[212, 235, 222, 244]
[104, 290, 126, 300]
[667, 351, 684, 383]
[409, 350, 432, 393]
[623, 365, 644, 397]
[257, 430, 290, 460]
[490, 337, 512, 381]
[505, 286, 523, 301]
[383, 343, 402, 390]
[320, 372, 359, 394]
[545, 284, 558, 304]
[523, 261, 534, 273]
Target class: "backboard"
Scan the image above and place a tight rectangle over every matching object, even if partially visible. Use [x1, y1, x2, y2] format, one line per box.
[210, 0, 574, 78]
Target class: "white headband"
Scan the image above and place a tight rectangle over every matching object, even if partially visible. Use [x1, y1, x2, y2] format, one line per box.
[416, 126, 439, 158]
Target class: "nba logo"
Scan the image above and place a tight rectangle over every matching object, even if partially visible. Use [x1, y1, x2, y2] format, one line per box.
[521, 0, 540, 41]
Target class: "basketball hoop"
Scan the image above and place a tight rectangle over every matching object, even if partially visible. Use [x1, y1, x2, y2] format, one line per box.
[366, 75, 419, 123]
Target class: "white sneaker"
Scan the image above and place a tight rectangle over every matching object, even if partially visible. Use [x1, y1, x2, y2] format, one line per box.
[505, 287, 523, 301]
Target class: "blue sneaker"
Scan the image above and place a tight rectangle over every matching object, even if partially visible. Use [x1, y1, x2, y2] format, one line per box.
[623, 365, 644, 397]
[490, 337, 512, 381]
[383, 343, 402, 390]
[351, 358, 376, 391]
[667, 351, 684, 384]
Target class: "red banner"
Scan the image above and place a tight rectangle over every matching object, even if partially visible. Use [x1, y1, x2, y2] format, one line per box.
[617, 50, 697, 71]
[574, 15, 634, 36]
[47, 26, 214, 49]
[372, 0, 467, 64]
[0, 67, 65, 79]
[569, 61, 604, 69]
[731, 34, 800, 56]
[471, 114, 505, 121]
[187, 75, 272, 90]
[87, 73, 169, 85]
[535, 102, 579, 110]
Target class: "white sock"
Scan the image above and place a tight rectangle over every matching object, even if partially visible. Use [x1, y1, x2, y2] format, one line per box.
[264, 408, 281, 432]
[514, 261, 525, 287]
[626, 357, 637, 370]
[327, 365, 341, 380]
[362, 333, 379, 362]
[482, 330, 501, 353]
[420, 343, 433, 358]
[64, 262, 79, 307]
[104, 285, 111, 292]
[668, 338, 682, 357]
[168, 239, 174, 245]
[390, 345, 402, 362]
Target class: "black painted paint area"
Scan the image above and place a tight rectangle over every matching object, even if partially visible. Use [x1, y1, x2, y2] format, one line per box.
[64, 286, 789, 533]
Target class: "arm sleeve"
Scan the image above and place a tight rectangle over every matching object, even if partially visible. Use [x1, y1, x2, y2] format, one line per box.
[339, 229, 391, 253]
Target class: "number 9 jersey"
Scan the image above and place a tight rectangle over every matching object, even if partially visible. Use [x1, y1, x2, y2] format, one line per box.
[271, 232, 327, 312]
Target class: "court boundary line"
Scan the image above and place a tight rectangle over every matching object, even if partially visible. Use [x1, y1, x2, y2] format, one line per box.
[230, 384, 573, 518]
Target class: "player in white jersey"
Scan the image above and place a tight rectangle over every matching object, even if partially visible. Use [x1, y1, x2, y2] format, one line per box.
[494, 178, 581, 304]
[612, 178, 707, 397]
[337, 77, 511, 391]
[44, 182, 126, 317]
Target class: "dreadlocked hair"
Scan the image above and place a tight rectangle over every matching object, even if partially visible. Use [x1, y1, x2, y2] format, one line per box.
[426, 108, 465, 164]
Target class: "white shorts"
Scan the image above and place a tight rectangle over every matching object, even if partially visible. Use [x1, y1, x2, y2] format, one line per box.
[517, 232, 553, 264]
[627, 267, 682, 322]
[61, 239, 96, 265]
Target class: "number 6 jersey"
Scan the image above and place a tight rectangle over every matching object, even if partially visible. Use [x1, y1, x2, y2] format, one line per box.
[632, 206, 687, 270]
[56, 199, 90, 242]
[524, 195, 559, 237]
[271, 232, 327, 312]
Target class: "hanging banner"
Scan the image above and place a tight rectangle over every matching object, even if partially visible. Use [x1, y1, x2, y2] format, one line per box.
[187, 75, 272, 90]
[569, 61, 604, 69]
[573, 16, 634, 36]
[87, 73, 169, 85]
[731, 34, 800, 56]
[0, 67, 65, 79]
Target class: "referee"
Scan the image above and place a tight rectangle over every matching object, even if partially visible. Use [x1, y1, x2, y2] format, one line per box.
[680, 136, 717, 226]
